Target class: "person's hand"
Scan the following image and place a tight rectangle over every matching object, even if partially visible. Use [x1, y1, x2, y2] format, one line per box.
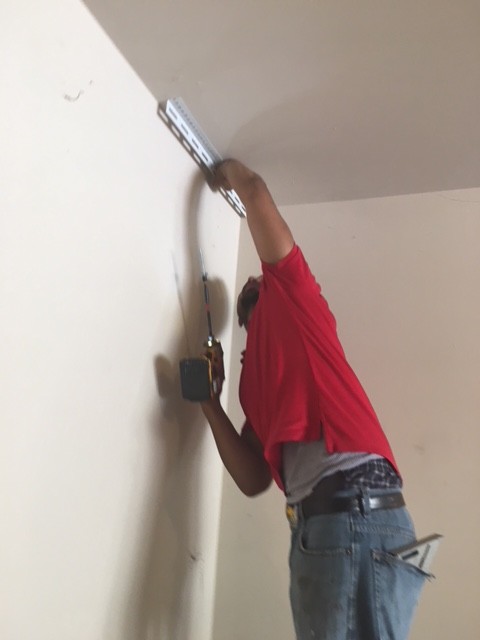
[200, 343, 224, 417]
[200, 392, 222, 416]
[204, 341, 225, 398]
[211, 354, 224, 397]
[210, 160, 233, 192]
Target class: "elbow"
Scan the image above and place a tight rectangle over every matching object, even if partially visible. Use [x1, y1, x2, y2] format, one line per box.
[242, 486, 269, 498]
[239, 473, 272, 498]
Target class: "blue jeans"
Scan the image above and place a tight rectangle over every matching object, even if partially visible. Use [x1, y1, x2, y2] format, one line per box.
[288, 491, 430, 640]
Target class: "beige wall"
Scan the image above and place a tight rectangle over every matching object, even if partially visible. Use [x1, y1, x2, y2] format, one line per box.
[4, 3, 479, 639]
[0, 2, 240, 639]
[213, 189, 480, 639]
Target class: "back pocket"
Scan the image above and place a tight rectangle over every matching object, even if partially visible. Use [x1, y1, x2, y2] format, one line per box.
[372, 550, 432, 640]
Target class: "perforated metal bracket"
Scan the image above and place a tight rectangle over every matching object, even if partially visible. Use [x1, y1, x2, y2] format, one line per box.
[158, 98, 246, 218]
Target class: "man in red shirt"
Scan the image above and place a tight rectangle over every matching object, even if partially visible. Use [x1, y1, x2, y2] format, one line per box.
[200, 159, 428, 640]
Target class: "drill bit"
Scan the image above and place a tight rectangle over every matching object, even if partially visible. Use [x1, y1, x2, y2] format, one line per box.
[200, 249, 214, 343]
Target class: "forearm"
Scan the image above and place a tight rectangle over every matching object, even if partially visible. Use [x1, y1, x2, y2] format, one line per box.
[216, 160, 294, 264]
[201, 398, 271, 496]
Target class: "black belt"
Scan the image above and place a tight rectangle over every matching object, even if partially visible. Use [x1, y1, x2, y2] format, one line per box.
[301, 491, 405, 518]
[298, 471, 405, 518]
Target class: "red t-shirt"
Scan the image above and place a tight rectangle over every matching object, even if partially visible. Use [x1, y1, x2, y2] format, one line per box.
[239, 245, 398, 491]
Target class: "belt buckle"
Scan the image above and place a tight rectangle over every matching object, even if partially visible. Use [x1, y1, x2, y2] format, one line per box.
[286, 504, 298, 526]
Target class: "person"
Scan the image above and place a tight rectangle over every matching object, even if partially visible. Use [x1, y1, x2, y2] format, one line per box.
[199, 159, 429, 640]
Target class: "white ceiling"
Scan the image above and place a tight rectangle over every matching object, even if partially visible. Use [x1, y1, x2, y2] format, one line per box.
[84, 0, 480, 206]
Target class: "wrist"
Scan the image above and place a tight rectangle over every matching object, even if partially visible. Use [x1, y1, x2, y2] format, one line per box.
[218, 160, 258, 193]
[201, 395, 223, 418]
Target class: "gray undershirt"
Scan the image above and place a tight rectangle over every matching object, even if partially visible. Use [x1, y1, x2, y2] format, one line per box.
[283, 439, 382, 504]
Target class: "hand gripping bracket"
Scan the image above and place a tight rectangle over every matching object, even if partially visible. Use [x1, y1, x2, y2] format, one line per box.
[158, 98, 246, 218]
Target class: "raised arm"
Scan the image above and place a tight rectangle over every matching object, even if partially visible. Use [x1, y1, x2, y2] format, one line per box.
[214, 159, 294, 264]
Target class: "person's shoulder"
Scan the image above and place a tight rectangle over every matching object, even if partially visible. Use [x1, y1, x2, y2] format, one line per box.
[263, 244, 316, 283]
[262, 244, 302, 273]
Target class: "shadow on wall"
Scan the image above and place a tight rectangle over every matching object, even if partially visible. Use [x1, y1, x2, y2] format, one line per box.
[118, 172, 229, 640]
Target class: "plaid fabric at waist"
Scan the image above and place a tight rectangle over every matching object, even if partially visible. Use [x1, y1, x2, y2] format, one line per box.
[341, 458, 402, 491]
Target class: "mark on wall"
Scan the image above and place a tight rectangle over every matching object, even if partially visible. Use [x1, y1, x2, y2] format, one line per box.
[413, 442, 426, 455]
[63, 90, 84, 102]
[63, 80, 94, 102]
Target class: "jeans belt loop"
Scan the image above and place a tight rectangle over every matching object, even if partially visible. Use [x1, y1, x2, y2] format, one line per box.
[359, 488, 371, 517]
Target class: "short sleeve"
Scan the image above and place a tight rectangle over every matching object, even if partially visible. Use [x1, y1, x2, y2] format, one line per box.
[261, 244, 322, 295]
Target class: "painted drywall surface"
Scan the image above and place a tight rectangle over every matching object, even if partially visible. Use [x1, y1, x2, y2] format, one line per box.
[0, 2, 240, 639]
[213, 189, 480, 640]
[84, 0, 480, 204]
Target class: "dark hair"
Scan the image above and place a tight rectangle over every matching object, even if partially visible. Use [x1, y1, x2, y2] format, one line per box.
[237, 287, 260, 328]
